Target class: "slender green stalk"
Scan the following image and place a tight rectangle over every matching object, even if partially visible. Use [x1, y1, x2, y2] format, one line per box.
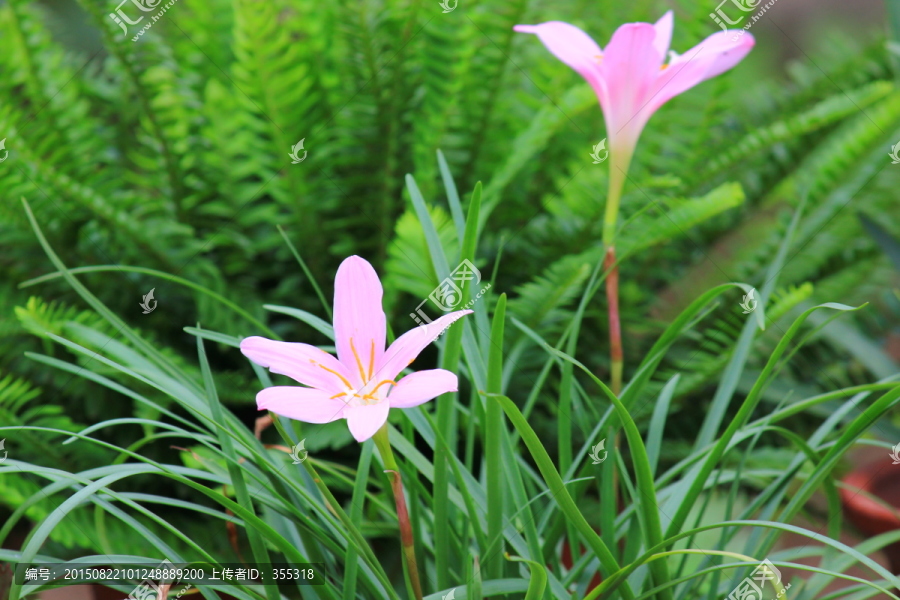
[20, 265, 278, 339]
[604, 247, 623, 395]
[601, 147, 635, 396]
[558, 248, 609, 559]
[276, 225, 332, 320]
[601, 151, 632, 247]
[602, 157, 629, 586]
[196, 333, 280, 600]
[342, 441, 375, 600]
[373, 424, 423, 600]
[434, 182, 482, 587]
[484, 293, 507, 580]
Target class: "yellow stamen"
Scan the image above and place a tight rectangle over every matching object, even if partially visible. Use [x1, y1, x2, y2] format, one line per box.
[315, 361, 354, 390]
[349, 337, 368, 384]
[329, 392, 348, 399]
[370, 379, 398, 395]
[368, 339, 375, 381]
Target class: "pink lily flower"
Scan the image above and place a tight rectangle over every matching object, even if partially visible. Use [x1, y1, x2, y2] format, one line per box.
[241, 256, 471, 443]
[515, 12, 754, 236]
[515, 13, 753, 396]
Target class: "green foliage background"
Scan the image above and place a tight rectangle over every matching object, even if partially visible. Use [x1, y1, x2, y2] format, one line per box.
[0, 0, 899, 597]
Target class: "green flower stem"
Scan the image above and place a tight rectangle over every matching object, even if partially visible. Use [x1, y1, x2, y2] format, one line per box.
[602, 152, 630, 579]
[601, 149, 632, 247]
[604, 247, 623, 395]
[373, 424, 424, 600]
[602, 151, 631, 396]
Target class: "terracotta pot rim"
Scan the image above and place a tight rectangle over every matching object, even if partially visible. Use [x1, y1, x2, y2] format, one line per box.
[840, 461, 900, 531]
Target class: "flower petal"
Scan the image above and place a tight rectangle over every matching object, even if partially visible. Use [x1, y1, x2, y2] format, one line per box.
[652, 11, 674, 60]
[376, 310, 472, 382]
[240, 336, 354, 393]
[345, 401, 390, 442]
[596, 22, 662, 144]
[333, 255, 387, 387]
[388, 369, 458, 408]
[648, 30, 754, 112]
[257, 386, 348, 423]
[513, 22, 604, 89]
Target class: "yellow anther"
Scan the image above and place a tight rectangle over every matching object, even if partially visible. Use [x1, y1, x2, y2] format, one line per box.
[370, 380, 398, 395]
[315, 362, 353, 390]
[349, 337, 368, 384]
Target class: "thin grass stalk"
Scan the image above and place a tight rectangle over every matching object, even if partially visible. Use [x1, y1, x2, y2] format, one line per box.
[196, 333, 280, 600]
[435, 182, 482, 587]
[485, 293, 508, 580]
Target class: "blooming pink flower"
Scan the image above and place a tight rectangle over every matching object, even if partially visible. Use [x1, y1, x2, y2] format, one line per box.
[241, 256, 471, 442]
[514, 12, 754, 175]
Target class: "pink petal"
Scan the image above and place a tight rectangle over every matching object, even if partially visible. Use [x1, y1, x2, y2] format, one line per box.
[241, 336, 354, 393]
[333, 256, 387, 388]
[513, 22, 604, 91]
[388, 369, 458, 409]
[257, 386, 348, 423]
[345, 401, 390, 442]
[376, 310, 472, 382]
[652, 11, 674, 60]
[596, 22, 663, 144]
[648, 30, 754, 113]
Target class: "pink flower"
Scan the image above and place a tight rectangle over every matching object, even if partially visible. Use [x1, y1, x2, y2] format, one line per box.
[240, 256, 471, 442]
[515, 12, 754, 156]
[515, 13, 754, 237]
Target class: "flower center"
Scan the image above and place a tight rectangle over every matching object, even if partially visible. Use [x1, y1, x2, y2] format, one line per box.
[318, 337, 396, 407]
[330, 379, 397, 407]
[661, 50, 680, 70]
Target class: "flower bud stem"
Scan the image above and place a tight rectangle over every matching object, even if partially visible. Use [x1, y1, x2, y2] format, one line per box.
[373, 424, 424, 600]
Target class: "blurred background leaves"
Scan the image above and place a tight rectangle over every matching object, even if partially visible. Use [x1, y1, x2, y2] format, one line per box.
[0, 0, 898, 569]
